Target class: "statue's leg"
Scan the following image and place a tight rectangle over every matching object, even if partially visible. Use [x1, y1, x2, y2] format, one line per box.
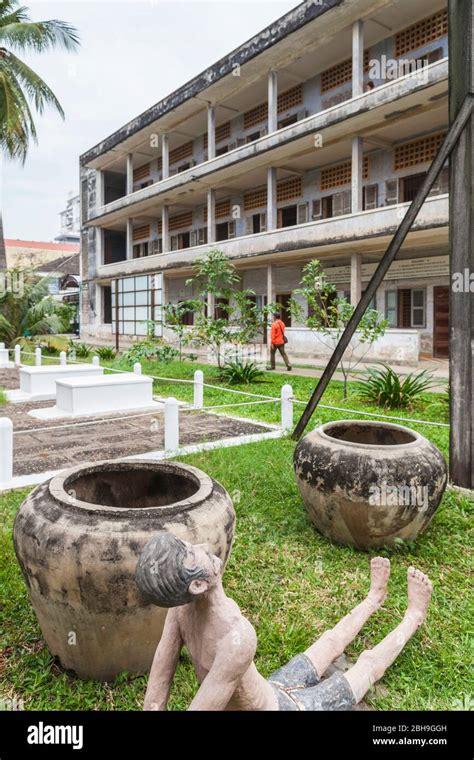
[304, 557, 390, 677]
[345, 567, 432, 703]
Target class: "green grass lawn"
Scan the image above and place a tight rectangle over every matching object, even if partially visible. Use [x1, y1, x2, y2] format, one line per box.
[0, 435, 471, 711]
[0, 355, 466, 711]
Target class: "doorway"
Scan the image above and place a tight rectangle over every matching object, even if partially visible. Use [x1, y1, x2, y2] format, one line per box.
[433, 286, 449, 358]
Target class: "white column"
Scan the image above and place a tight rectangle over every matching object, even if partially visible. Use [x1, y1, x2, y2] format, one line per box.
[35, 347, 41, 366]
[126, 153, 134, 195]
[267, 264, 275, 307]
[194, 369, 204, 408]
[126, 219, 133, 259]
[0, 417, 13, 484]
[162, 134, 169, 179]
[207, 188, 216, 244]
[162, 206, 169, 253]
[352, 20, 364, 97]
[96, 170, 104, 208]
[267, 167, 277, 230]
[281, 384, 293, 430]
[164, 397, 179, 452]
[207, 105, 216, 160]
[350, 253, 362, 306]
[92, 355, 100, 366]
[162, 273, 168, 306]
[14, 344, 21, 367]
[351, 136, 363, 213]
[268, 70, 278, 133]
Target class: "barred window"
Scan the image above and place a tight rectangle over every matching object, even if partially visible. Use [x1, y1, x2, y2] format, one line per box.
[204, 121, 231, 148]
[395, 9, 448, 58]
[394, 132, 446, 170]
[204, 199, 231, 222]
[244, 186, 267, 211]
[244, 102, 268, 129]
[132, 224, 150, 241]
[169, 211, 193, 231]
[169, 141, 193, 164]
[321, 51, 370, 93]
[277, 84, 303, 113]
[133, 163, 151, 182]
[321, 158, 369, 191]
[277, 177, 302, 202]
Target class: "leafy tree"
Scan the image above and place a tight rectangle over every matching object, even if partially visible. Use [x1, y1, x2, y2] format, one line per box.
[0, 268, 71, 349]
[163, 302, 192, 360]
[185, 249, 265, 369]
[291, 259, 388, 398]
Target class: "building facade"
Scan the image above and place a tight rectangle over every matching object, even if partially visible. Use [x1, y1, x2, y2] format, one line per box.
[80, 0, 451, 362]
[56, 193, 81, 245]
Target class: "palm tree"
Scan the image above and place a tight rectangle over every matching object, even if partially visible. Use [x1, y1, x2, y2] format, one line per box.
[0, 1, 79, 266]
[0, 0, 79, 161]
[0, 268, 71, 349]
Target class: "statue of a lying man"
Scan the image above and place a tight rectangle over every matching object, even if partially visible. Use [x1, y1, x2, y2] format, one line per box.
[136, 532, 432, 711]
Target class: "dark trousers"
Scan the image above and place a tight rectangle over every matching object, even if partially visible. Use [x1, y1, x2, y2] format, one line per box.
[270, 343, 291, 369]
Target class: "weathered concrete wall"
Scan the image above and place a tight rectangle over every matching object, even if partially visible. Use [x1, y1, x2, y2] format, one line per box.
[285, 327, 420, 364]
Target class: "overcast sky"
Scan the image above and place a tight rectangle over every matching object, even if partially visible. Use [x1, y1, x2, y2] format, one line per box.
[2, 0, 297, 242]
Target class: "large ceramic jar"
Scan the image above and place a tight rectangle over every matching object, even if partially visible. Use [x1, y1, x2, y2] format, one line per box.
[294, 420, 447, 551]
[13, 459, 235, 681]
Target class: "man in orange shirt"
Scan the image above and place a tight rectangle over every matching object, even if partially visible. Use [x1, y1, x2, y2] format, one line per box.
[269, 312, 292, 371]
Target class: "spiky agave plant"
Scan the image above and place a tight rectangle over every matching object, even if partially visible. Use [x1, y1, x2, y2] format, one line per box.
[357, 363, 438, 409]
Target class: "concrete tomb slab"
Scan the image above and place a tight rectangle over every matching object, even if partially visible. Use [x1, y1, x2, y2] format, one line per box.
[7, 364, 104, 403]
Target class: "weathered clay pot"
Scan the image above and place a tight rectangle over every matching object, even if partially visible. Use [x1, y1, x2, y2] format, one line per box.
[294, 420, 447, 550]
[13, 459, 235, 681]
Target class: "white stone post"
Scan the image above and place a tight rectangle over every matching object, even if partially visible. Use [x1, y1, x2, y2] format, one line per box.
[134, 362, 142, 375]
[59, 351, 67, 366]
[281, 384, 293, 430]
[207, 105, 216, 160]
[14, 345, 21, 367]
[0, 343, 4, 349]
[0, 417, 13, 485]
[164, 397, 179, 452]
[351, 136, 364, 213]
[352, 20, 364, 97]
[126, 218, 133, 259]
[92, 356, 100, 367]
[194, 369, 204, 408]
[267, 167, 277, 230]
[268, 71, 278, 133]
[35, 347, 41, 366]
[162, 205, 169, 253]
[267, 264, 275, 307]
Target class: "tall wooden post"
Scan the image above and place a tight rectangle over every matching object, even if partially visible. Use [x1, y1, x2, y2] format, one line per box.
[449, 0, 474, 488]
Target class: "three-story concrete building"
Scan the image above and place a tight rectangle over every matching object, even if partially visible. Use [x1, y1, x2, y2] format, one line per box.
[80, 0, 450, 362]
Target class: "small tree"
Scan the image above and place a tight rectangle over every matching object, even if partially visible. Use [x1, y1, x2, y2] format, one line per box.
[163, 302, 192, 360]
[292, 259, 388, 399]
[185, 249, 264, 369]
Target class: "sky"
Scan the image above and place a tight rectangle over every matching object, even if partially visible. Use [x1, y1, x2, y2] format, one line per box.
[2, 0, 297, 242]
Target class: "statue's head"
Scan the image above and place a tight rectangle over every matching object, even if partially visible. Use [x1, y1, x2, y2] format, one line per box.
[135, 532, 222, 608]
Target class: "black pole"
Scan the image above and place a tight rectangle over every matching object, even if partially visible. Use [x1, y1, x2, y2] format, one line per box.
[293, 95, 474, 441]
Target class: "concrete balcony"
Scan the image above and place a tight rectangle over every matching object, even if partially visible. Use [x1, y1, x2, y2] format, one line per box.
[88, 59, 448, 228]
[96, 194, 449, 280]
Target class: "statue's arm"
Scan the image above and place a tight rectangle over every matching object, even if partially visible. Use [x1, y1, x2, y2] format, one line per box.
[144, 610, 183, 711]
[187, 622, 257, 711]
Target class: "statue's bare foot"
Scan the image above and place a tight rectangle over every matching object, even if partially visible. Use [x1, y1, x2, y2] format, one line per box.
[405, 567, 432, 628]
[367, 557, 390, 609]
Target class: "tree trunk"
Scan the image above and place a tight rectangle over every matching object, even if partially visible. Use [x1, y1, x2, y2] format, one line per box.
[0, 212, 7, 270]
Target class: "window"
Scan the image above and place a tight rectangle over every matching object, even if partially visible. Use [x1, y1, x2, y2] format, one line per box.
[278, 205, 298, 228]
[133, 164, 150, 183]
[244, 186, 267, 211]
[321, 196, 333, 219]
[215, 221, 236, 241]
[395, 9, 448, 58]
[133, 242, 149, 259]
[321, 51, 370, 92]
[112, 274, 163, 337]
[177, 301, 194, 326]
[102, 286, 112, 324]
[171, 231, 190, 250]
[321, 158, 369, 191]
[277, 84, 303, 113]
[246, 130, 262, 144]
[216, 145, 229, 156]
[411, 289, 426, 327]
[401, 172, 426, 203]
[215, 298, 230, 321]
[169, 141, 193, 164]
[277, 177, 302, 202]
[385, 289, 426, 328]
[394, 132, 446, 171]
[243, 103, 268, 129]
[278, 114, 298, 129]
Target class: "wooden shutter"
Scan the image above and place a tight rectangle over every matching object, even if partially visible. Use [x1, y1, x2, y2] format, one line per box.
[171, 235, 178, 251]
[245, 217, 253, 235]
[363, 184, 378, 210]
[277, 209, 283, 228]
[260, 212, 267, 231]
[228, 221, 236, 239]
[297, 202, 309, 224]
[385, 179, 399, 205]
[333, 192, 344, 216]
[343, 191, 351, 214]
[312, 199, 322, 220]
[190, 231, 197, 247]
[198, 227, 208, 245]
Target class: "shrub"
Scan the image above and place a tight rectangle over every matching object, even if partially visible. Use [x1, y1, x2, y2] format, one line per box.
[70, 342, 92, 358]
[220, 360, 264, 385]
[94, 346, 116, 361]
[357, 364, 438, 409]
[121, 341, 179, 366]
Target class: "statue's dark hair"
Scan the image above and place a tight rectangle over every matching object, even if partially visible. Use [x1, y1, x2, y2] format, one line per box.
[135, 532, 210, 608]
